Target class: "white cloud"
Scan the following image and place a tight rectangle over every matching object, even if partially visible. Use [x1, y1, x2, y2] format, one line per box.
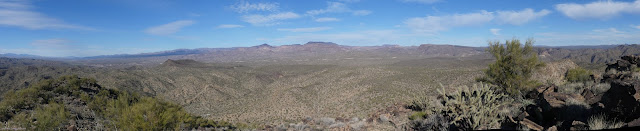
[229, 1, 279, 13]
[30, 38, 72, 49]
[593, 28, 623, 33]
[399, 0, 441, 4]
[404, 10, 494, 33]
[535, 28, 640, 45]
[217, 24, 244, 28]
[490, 28, 501, 35]
[144, 20, 195, 35]
[632, 25, 640, 29]
[277, 27, 332, 32]
[352, 10, 372, 16]
[495, 8, 550, 25]
[242, 12, 301, 26]
[0, 1, 92, 30]
[339, 0, 361, 3]
[555, 0, 640, 20]
[315, 17, 341, 22]
[306, 2, 371, 16]
[405, 9, 551, 33]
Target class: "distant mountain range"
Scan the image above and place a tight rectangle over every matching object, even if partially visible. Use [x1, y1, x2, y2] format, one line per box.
[2, 42, 638, 67]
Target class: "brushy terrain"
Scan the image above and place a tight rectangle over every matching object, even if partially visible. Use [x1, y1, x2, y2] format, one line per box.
[0, 55, 490, 126]
[0, 75, 235, 130]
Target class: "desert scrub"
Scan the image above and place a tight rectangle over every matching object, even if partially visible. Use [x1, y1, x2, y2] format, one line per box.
[566, 67, 592, 83]
[0, 75, 236, 130]
[477, 38, 544, 96]
[33, 101, 70, 130]
[589, 83, 611, 94]
[558, 82, 585, 94]
[588, 114, 624, 130]
[409, 83, 514, 130]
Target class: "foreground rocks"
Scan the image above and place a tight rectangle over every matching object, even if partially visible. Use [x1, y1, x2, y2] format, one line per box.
[508, 55, 640, 130]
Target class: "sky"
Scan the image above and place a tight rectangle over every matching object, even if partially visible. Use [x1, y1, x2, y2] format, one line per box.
[1, 0, 640, 57]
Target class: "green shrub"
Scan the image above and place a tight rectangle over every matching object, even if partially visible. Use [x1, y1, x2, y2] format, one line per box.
[566, 67, 592, 83]
[558, 82, 585, 94]
[409, 111, 428, 120]
[113, 97, 188, 130]
[478, 38, 544, 96]
[0, 75, 236, 130]
[33, 101, 69, 130]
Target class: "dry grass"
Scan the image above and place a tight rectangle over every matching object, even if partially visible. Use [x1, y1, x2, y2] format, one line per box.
[588, 114, 624, 130]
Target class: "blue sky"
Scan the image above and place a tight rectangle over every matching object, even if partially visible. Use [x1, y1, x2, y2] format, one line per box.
[1, 0, 639, 57]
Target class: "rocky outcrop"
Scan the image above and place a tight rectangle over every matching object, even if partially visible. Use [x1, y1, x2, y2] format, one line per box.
[601, 55, 640, 121]
[506, 55, 640, 130]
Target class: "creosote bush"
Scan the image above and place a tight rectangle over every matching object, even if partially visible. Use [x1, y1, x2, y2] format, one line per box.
[478, 38, 544, 96]
[566, 67, 592, 83]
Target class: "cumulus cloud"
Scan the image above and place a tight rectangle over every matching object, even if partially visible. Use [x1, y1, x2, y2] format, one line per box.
[633, 25, 640, 29]
[555, 0, 640, 20]
[405, 9, 550, 33]
[277, 27, 332, 32]
[315, 17, 341, 22]
[229, 1, 279, 13]
[306, 2, 372, 16]
[399, 0, 441, 4]
[496, 8, 551, 25]
[0, 1, 92, 30]
[404, 10, 494, 33]
[242, 12, 301, 26]
[217, 24, 244, 28]
[144, 20, 195, 35]
[490, 28, 501, 35]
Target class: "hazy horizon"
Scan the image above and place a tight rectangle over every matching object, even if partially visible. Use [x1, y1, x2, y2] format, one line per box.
[1, 0, 640, 57]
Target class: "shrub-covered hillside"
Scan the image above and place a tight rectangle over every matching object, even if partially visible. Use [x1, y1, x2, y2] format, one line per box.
[0, 75, 234, 130]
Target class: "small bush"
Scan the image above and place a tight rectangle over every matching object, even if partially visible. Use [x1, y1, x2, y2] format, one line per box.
[566, 67, 592, 83]
[409, 111, 427, 120]
[588, 114, 624, 130]
[408, 114, 449, 131]
[479, 38, 544, 96]
[558, 82, 584, 94]
[590, 83, 611, 94]
[33, 101, 69, 130]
